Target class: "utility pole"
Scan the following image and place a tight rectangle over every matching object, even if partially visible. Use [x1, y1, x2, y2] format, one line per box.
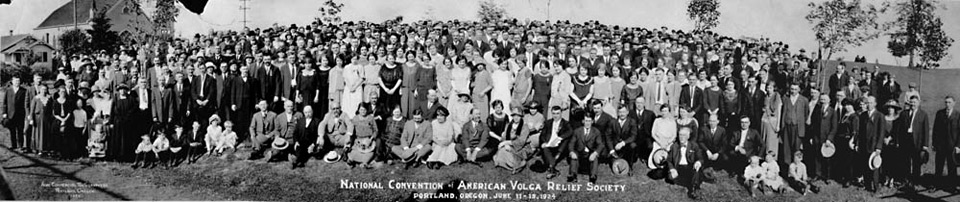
[73, 0, 78, 29]
[239, 0, 251, 29]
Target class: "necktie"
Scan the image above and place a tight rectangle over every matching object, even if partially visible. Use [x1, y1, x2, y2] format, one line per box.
[908, 110, 916, 132]
[199, 76, 205, 96]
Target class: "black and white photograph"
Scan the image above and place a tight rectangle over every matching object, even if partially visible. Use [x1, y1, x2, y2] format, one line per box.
[0, 0, 959, 201]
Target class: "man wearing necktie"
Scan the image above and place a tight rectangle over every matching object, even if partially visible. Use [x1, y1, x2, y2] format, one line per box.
[933, 96, 960, 190]
[857, 96, 884, 193]
[567, 111, 605, 183]
[902, 95, 929, 189]
[248, 100, 277, 160]
[668, 127, 704, 199]
[291, 106, 320, 169]
[809, 94, 836, 183]
[730, 116, 760, 175]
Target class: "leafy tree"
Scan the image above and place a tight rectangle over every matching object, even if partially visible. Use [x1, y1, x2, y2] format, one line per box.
[87, 10, 121, 55]
[59, 29, 89, 56]
[478, 0, 507, 23]
[152, 0, 179, 41]
[805, 0, 885, 61]
[886, 0, 954, 69]
[687, 0, 721, 32]
[317, 0, 344, 25]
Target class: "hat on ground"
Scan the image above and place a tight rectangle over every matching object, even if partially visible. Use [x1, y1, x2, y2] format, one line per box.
[869, 151, 882, 170]
[612, 158, 630, 176]
[821, 141, 836, 158]
[271, 137, 289, 150]
[647, 148, 669, 169]
[528, 157, 548, 173]
[323, 151, 341, 163]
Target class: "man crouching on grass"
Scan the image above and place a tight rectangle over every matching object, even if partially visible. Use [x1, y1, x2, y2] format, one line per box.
[667, 127, 704, 199]
[567, 112, 604, 183]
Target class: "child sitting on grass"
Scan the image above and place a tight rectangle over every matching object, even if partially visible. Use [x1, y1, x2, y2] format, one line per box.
[86, 122, 106, 159]
[205, 115, 223, 154]
[133, 134, 154, 169]
[152, 131, 171, 167]
[789, 151, 819, 195]
[744, 155, 763, 197]
[761, 152, 787, 193]
[216, 121, 238, 158]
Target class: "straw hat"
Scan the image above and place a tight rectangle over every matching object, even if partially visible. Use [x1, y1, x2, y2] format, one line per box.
[323, 151, 341, 163]
[612, 158, 630, 176]
[821, 141, 836, 158]
[271, 137, 289, 150]
[647, 148, 669, 169]
[869, 151, 882, 170]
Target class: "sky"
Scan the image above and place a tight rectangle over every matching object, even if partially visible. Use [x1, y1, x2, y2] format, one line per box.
[1, 0, 959, 68]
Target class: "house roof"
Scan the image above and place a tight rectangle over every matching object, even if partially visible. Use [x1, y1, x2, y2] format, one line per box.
[0, 34, 31, 52]
[35, 0, 121, 30]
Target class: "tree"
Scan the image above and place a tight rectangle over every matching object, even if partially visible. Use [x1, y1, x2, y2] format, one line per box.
[478, 0, 507, 23]
[805, 0, 885, 62]
[87, 10, 121, 55]
[687, 0, 720, 32]
[59, 29, 88, 56]
[317, 0, 344, 25]
[886, 0, 954, 69]
[152, 0, 179, 41]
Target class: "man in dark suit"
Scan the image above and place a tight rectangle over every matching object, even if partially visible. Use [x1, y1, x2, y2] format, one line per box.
[679, 74, 703, 120]
[590, 99, 616, 150]
[228, 66, 261, 141]
[728, 115, 761, 174]
[630, 96, 657, 163]
[809, 94, 837, 182]
[698, 114, 728, 170]
[291, 105, 320, 169]
[419, 90, 442, 120]
[933, 96, 960, 188]
[668, 127, 705, 199]
[255, 56, 279, 111]
[567, 111, 605, 183]
[277, 54, 298, 102]
[192, 65, 218, 126]
[828, 63, 850, 96]
[2, 76, 28, 151]
[609, 106, 639, 166]
[741, 76, 765, 130]
[781, 84, 809, 165]
[857, 96, 884, 193]
[151, 73, 177, 131]
[901, 95, 930, 188]
[172, 71, 192, 126]
[459, 108, 491, 165]
[540, 106, 569, 179]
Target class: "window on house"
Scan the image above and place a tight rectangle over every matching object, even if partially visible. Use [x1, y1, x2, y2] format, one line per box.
[43, 52, 48, 62]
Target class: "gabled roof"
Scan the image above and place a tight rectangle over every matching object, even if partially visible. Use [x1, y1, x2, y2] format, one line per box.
[35, 0, 121, 30]
[0, 34, 31, 52]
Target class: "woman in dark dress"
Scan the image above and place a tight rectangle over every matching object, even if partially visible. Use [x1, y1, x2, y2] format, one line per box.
[621, 72, 644, 110]
[571, 66, 594, 123]
[110, 86, 137, 162]
[316, 56, 332, 116]
[415, 54, 437, 103]
[702, 75, 723, 127]
[379, 54, 403, 113]
[531, 61, 553, 110]
[720, 80, 741, 130]
[380, 105, 406, 162]
[487, 100, 510, 149]
[51, 85, 72, 158]
[298, 58, 320, 112]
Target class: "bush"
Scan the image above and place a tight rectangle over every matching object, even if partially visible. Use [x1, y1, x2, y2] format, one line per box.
[1, 63, 31, 84]
[30, 63, 54, 80]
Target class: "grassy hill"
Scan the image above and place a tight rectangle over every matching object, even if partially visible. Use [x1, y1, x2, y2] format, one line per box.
[819, 60, 960, 115]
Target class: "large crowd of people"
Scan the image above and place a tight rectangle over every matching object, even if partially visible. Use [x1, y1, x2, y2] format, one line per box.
[1, 18, 958, 199]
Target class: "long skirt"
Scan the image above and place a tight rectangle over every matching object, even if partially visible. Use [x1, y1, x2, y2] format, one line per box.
[400, 87, 415, 118]
[427, 143, 458, 165]
[761, 118, 779, 158]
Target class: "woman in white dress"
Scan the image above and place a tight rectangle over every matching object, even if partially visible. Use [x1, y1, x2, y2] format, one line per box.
[450, 57, 472, 101]
[651, 105, 678, 154]
[490, 61, 515, 115]
[341, 55, 364, 118]
[426, 107, 458, 169]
